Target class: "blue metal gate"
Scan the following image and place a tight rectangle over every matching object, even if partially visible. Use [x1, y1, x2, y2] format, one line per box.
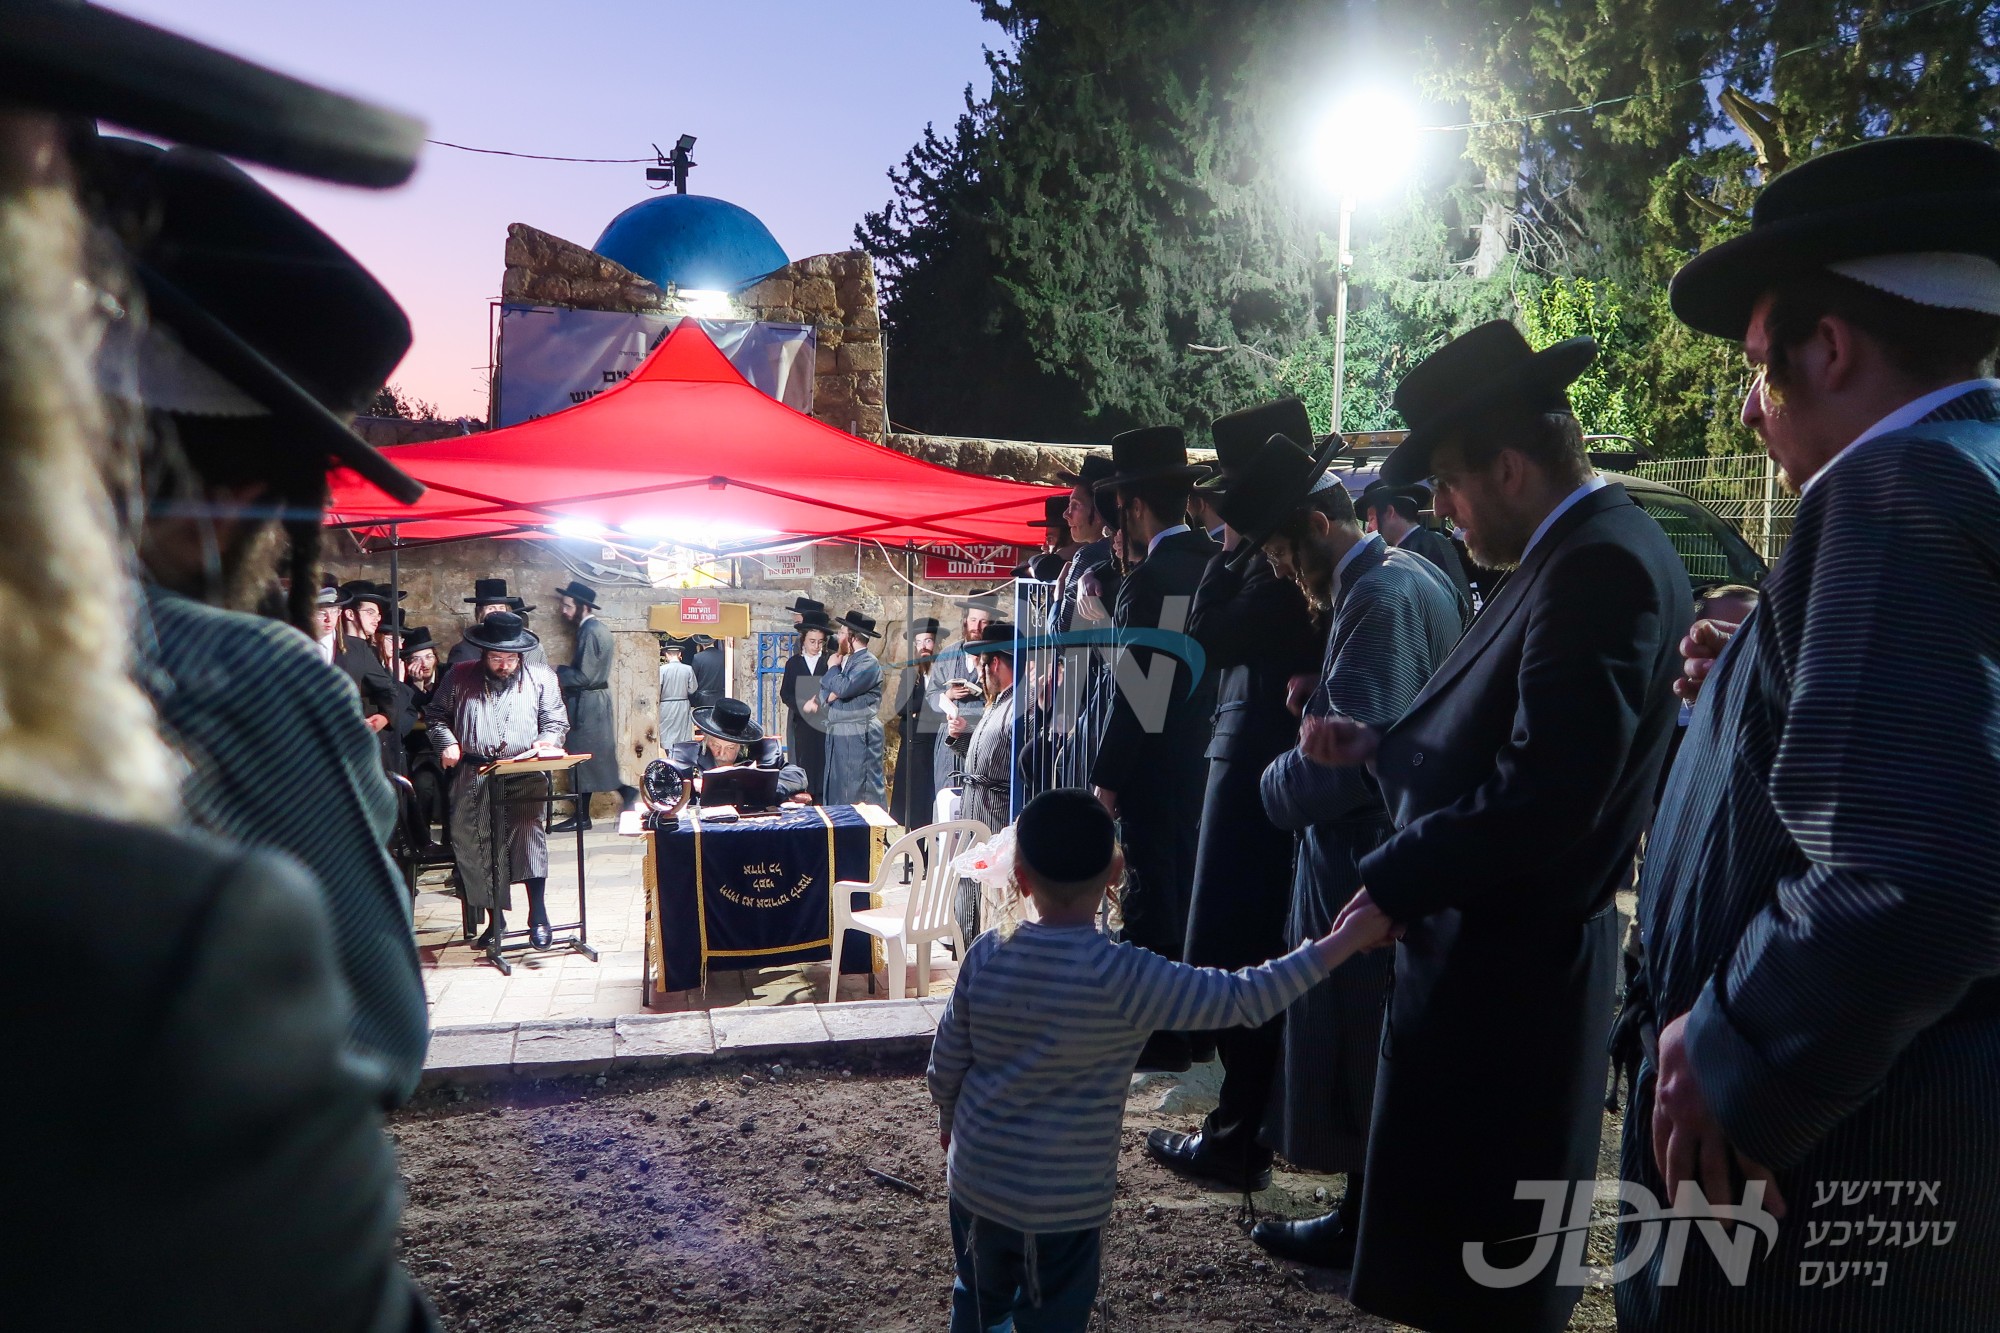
[753, 629, 797, 731]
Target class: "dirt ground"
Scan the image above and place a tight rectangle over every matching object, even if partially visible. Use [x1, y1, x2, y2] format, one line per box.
[393, 1053, 1624, 1331]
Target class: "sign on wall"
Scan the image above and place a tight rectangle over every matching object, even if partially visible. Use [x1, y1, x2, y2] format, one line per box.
[760, 547, 816, 580]
[923, 544, 1025, 580]
[494, 306, 815, 427]
[650, 601, 752, 638]
[680, 596, 721, 624]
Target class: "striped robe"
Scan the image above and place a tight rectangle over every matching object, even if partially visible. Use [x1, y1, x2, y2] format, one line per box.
[1259, 537, 1463, 1171]
[1620, 388, 2000, 1329]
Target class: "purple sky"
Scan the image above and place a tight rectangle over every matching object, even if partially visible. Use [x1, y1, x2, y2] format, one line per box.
[107, 1, 1006, 418]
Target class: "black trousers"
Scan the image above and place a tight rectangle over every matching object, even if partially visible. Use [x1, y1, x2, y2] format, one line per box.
[1207, 1013, 1282, 1155]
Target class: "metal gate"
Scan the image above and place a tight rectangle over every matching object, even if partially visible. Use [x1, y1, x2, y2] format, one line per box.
[753, 630, 796, 731]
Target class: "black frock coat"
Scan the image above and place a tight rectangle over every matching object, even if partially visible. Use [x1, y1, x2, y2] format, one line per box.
[1347, 484, 1689, 1333]
[780, 652, 829, 798]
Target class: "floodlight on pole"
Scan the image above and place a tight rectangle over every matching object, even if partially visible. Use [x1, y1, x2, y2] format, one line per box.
[1309, 93, 1420, 433]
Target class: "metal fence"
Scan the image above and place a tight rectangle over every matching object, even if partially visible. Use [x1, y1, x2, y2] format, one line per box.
[1632, 453, 1796, 564]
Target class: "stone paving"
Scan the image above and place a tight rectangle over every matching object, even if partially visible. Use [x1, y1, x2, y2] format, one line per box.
[413, 827, 958, 1027]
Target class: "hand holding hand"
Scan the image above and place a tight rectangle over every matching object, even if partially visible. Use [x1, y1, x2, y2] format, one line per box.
[1300, 713, 1379, 767]
[1673, 618, 1740, 703]
[1652, 1012, 1787, 1218]
[1316, 888, 1402, 966]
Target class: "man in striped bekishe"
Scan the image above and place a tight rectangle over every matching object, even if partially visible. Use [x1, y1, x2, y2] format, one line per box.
[1622, 135, 2000, 1330]
[926, 788, 1398, 1332]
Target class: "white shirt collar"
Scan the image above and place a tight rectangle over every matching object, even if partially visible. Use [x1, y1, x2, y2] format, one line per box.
[1335, 531, 1382, 592]
[1147, 523, 1190, 555]
[1800, 378, 2000, 496]
[1523, 475, 1609, 559]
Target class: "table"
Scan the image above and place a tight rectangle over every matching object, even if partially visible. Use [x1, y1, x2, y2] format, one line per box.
[476, 753, 597, 976]
[643, 805, 885, 1002]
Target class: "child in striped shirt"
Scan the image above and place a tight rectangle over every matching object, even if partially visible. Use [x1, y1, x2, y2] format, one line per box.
[927, 788, 1398, 1331]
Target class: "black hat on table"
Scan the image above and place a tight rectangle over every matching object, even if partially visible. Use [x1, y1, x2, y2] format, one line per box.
[961, 621, 1017, 656]
[461, 611, 540, 654]
[466, 577, 532, 612]
[692, 697, 763, 745]
[1091, 426, 1212, 490]
[1670, 136, 2000, 342]
[1213, 433, 1348, 544]
[1016, 788, 1116, 884]
[1200, 397, 1314, 493]
[835, 610, 879, 640]
[1378, 320, 1597, 486]
[399, 625, 436, 658]
[1026, 494, 1070, 528]
[80, 137, 423, 505]
[2, 0, 423, 188]
[552, 579, 599, 609]
[788, 596, 826, 617]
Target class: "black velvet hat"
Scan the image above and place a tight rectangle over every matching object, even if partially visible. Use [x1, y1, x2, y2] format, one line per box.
[399, 626, 436, 658]
[1026, 494, 1070, 528]
[81, 138, 422, 504]
[1379, 321, 1596, 486]
[836, 610, 879, 640]
[910, 617, 947, 639]
[1054, 454, 1116, 488]
[466, 578, 532, 612]
[1016, 788, 1116, 884]
[336, 579, 405, 610]
[692, 697, 763, 744]
[1200, 397, 1314, 491]
[552, 579, 599, 609]
[461, 611, 540, 654]
[1092, 426, 1212, 490]
[1671, 136, 2000, 341]
[1212, 433, 1346, 543]
[2, 0, 423, 187]
[788, 596, 826, 616]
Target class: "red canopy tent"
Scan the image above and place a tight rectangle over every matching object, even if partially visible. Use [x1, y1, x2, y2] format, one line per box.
[326, 318, 1055, 553]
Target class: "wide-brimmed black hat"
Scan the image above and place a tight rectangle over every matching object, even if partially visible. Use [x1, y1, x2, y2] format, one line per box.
[1027, 494, 1070, 528]
[400, 626, 436, 658]
[336, 579, 405, 610]
[795, 610, 834, 635]
[689, 633, 718, 649]
[909, 617, 947, 639]
[963, 593, 1000, 614]
[461, 611, 540, 655]
[465, 578, 532, 612]
[788, 596, 825, 616]
[1671, 136, 2000, 341]
[836, 610, 879, 640]
[81, 138, 422, 505]
[1213, 433, 1347, 543]
[961, 621, 1017, 656]
[552, 579, 599, 610]
[3, 0, 422, 187]
[1200, 397, 1314, 492]
[1379, 321, 1597, 486]
[1092, 426, 1212, 490]
[1054, 453, 1115, 488]
[692, 697, 762, 744]
[1357, 480, 1429, 520]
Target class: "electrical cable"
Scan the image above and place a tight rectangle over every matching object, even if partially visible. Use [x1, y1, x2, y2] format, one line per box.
[423, 139, 654, 163]
[870, 539, 1014, 601]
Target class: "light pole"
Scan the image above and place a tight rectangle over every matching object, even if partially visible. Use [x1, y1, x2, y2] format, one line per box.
[1311, 93, 1420, 433]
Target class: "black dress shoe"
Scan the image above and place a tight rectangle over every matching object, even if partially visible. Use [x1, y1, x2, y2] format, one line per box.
[1250, 1211, 1357, 1269]
[530, 921, 553, 950]
[1145, 1129, 1272, 1191]
[549, 815, 590, 834]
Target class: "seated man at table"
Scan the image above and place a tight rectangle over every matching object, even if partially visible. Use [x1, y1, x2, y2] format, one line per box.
[689, 698, 813, 806]
[426, 611, 569, 955]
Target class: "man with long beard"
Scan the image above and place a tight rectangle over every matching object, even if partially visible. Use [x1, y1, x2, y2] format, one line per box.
[0, 10, 430, 1323]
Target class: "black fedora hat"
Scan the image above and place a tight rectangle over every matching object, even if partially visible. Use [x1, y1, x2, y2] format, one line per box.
[788, 596, 826, 616]
[961, 621, 1017, 656]
[399, 626, 436, 658]
[909, 617, 947, 639]
[1213, 432, 1347, 544]
[1092, 426, 1212, 490]
[2, 0, 422, 188]
[83, 138, 422, 505]
[1671, 136, 2000, 341]
[692, 697, 763, 745]
[336, 579, 405, 610]
[461, 611, 540, 655]
[465, 577, 532, 612]
[1379, 321, 1597, 486]
[552, 579, 600, 610]
[796, 610, 834, 634]
[1026, 494, 1070, 528]
[1054, 453, 1115, 488]
[1201, 397, 1314, 492]
[835, 610, 879, 640]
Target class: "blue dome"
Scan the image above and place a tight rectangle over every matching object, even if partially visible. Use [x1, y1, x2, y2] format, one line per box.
[591, 194, 788, 292]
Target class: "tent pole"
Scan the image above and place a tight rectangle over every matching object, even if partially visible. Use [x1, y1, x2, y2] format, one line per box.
[388, 523, 400, 672]
[905, 543, 915, 829]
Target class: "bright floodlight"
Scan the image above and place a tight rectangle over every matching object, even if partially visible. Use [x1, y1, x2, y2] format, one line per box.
[1311, 92, 1421, 199]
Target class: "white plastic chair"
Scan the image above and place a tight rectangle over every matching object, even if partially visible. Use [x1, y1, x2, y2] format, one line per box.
[831, 820, 990, 1001]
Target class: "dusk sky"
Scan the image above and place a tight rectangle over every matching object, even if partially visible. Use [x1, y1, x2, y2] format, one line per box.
[109, 1, 1007, 418]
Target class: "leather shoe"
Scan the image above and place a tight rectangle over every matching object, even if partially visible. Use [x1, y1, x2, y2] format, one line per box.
[1251, 1211, 1356, 1269]
[549, 815, 590, 834]
[530, 921, 553, 950]
[1145, 1129, 1271, 1191]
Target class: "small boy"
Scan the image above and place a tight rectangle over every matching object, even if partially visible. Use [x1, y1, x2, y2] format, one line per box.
[927, 788, 1398, 1331]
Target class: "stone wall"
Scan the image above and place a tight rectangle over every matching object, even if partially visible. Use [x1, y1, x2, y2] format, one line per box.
[324, 535, 1030, 814]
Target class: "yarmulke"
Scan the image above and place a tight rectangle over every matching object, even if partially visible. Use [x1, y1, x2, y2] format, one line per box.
[1015, 788, 1115, 883]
